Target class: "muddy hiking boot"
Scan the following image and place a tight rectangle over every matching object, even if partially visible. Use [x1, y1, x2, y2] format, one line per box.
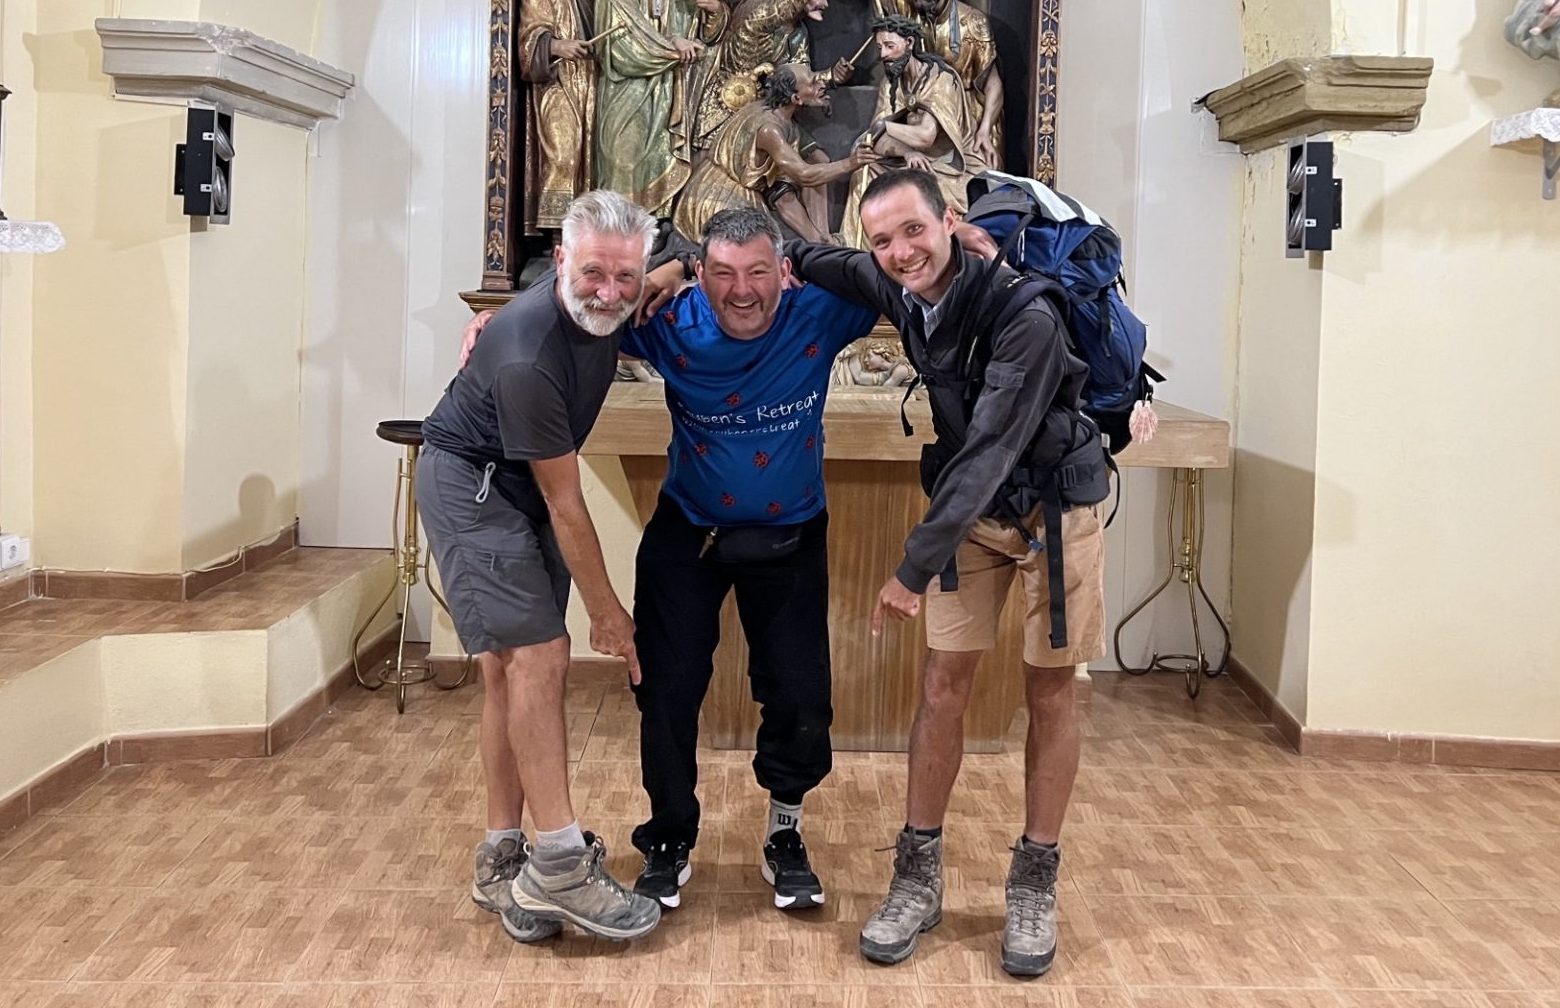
[472, 834, 564, 943]
[512, 832, 662, 941]
[1002, 838, 1060, 977]
[859, 827, 944, 965]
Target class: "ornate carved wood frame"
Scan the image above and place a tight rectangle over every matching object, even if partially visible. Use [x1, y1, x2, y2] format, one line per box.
[472, 0, 1061, 296]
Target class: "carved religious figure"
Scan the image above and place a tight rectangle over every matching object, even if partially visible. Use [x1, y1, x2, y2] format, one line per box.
[900, 0, 1003, 167]
[689, 0, 844, 152]
[674, 64, 873, 243]
[839, 15, 989, 248]
[519, 0, 599, 230]
[595, 0, 727, 217]
[831, 338, 915, 387]
[1505, 0, 1560, 105]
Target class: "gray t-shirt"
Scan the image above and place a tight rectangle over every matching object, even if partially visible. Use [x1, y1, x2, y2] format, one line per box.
[423, 274, 620, 517]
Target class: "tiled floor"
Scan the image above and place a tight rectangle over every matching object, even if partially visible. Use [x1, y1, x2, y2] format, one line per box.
[1, 668, 1557, 1007]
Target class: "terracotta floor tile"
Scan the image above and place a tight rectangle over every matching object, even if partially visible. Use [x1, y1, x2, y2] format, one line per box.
[1085, 895, 1326, 989]
[1125, 991, 1347, 1008]
[0, 815, 222, 888]
[496, 984, 707, 1007]
[0, 887, 144, 981]
[56, 759, 268, 818]
[1272, 894, 1510, 990]
[281, 705, 457, 762]
[0, 633, 91, 679]
[0, 648, 1555, 1002]
[710, 889, 917, 987]
[0, 599, 161, 638]
[289, 890, 511, 984]
[1366, 830, 1560, 901]
[162, 816, 474, 892]
[1063, 825, 1426, 898]
[950, 990, 1134, 1008]
[44, 983, 297, 1007]
[1441, 899, 1560, 990]
[74, 889, 343, 983]
[0, 983, 69, 1008]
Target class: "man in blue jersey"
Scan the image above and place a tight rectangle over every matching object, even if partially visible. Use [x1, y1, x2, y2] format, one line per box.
[462, 206, 878, 913]
[624, 208, 877, 913]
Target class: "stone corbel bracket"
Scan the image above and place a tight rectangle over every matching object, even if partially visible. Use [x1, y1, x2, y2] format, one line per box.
[1202, 55, 1434, 153]
[95, 18, 355, 130]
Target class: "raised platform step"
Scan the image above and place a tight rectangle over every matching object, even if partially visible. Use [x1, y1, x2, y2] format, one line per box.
[0, 547, 397, 833]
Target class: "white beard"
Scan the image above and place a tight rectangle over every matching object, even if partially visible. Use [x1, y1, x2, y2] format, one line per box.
[560, 279, 634, 337]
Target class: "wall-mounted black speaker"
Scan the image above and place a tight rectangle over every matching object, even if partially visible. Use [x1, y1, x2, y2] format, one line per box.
[173, 106, 235, 225]
[1286, 138, 1341, 258]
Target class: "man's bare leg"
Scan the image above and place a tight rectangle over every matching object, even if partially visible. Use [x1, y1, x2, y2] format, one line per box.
[500, 636, 575, 831]
[1021, 664, 1079, 843]
[1001, 663, 1077, 978]
[479, 652, 524, 830]
[861, 647, 983, 965]
[905, 649, 983, 828]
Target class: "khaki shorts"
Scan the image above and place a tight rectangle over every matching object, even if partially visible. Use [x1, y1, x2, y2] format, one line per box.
[925, 505, 1106, 668]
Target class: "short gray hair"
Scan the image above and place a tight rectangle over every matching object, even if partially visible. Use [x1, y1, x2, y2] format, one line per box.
[699, 207, 783, 261]
[561, 190, 658, 258]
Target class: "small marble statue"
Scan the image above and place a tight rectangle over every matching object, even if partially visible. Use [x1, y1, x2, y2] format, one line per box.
[831, 338, 915, 388]
[1505, 0, 1560, 105]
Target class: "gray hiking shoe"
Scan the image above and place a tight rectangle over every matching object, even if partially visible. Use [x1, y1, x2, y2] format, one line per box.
[859, 828, 944, 965]
[472, 836, 524, 911]
[472, 835, 564, 943]
[511, 832, 662, 941]
[1002, 839, 1060, 977]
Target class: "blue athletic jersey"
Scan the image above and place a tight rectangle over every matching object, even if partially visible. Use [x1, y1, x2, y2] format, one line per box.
[622, 284, 879, 526]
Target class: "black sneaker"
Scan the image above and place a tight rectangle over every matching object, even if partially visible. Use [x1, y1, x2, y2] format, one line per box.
[761, 828, 824, 910]
[634, 840, 692, 909]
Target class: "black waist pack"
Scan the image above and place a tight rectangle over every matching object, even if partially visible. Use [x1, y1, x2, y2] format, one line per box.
[701, 523, 806, 563]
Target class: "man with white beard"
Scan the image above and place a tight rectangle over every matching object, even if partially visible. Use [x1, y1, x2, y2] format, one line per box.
[417, 189, 662, 944]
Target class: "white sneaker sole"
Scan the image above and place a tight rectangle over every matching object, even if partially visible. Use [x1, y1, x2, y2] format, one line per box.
[645, 864, 693, 909]
[471, 882, 497, 912]
[760, 861, 825, 909]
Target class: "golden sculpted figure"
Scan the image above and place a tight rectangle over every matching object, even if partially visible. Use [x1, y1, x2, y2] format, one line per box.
[901, 0, 1003, 166]
[674, 64, 873, 243]
[519, 0, 599, 230]
[595, 0, 727, 216]
[689, 0, 844, 152]
[839, 15, 989, 248]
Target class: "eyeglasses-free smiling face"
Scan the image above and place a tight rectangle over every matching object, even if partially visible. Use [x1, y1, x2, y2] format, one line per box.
[554, 231, 646, 336]
[859, 181, 959, 303]
[696, 236, 792, 341]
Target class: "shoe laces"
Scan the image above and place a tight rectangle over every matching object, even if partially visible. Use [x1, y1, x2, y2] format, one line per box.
[581, 837, 635, 901]
[642, 840, 689, 876]
[1006, 843, 1058, 935]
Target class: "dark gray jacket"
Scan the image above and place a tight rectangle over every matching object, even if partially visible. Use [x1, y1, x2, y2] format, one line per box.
[786, 239, 1090, 593]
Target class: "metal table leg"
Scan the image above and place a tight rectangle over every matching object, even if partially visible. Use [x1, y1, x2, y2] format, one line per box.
[349, 443, 451, 712]
[1111, 467, 1231, 698]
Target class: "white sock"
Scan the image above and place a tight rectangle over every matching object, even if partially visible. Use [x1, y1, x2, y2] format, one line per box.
[484, 828, 523, 847]
[535, 821, 587, 856]
[767, 798, 803, 840]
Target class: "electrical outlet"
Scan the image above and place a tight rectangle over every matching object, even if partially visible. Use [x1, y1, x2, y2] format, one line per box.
[0, 534, 30, 570]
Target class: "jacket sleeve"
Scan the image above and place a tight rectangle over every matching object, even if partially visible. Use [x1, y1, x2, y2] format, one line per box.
[782, 240, 899, 317]
[894, 302, 1071, 593]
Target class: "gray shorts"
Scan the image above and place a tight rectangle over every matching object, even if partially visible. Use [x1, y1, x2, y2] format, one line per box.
[415, 446, 570, 653]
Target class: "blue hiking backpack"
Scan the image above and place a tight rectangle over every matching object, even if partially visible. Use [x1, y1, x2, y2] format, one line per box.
[964, 171, 1163, 453]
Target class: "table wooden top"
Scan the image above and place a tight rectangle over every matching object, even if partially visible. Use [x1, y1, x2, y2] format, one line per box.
[584, 384, 1230, 469]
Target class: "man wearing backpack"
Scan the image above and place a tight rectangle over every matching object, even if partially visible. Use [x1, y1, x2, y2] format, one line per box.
[780, 168, 1111, 977]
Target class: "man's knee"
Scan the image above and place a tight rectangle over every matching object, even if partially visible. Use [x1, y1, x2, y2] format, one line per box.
[920, 650, 981, 715]
[494, 636, 570, 684]
[1025, 663, 1077, 709]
